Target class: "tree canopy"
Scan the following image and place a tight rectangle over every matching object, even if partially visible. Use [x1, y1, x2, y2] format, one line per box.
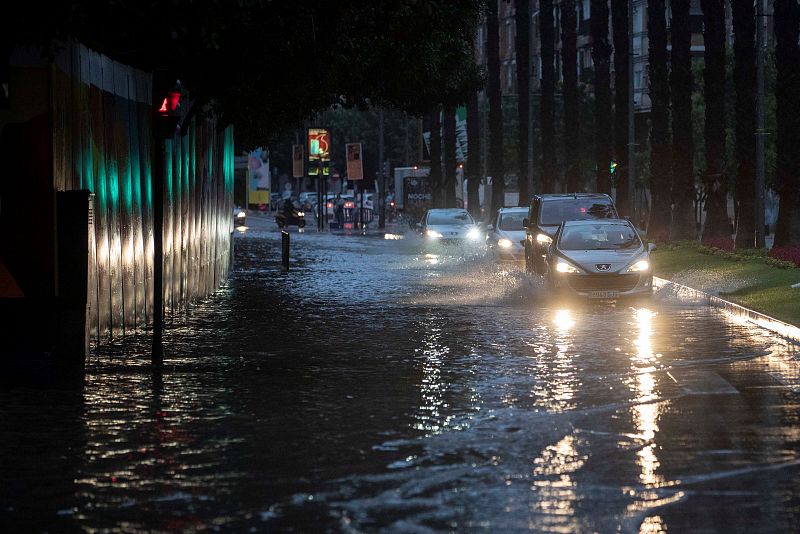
[6, 1, 484, 146]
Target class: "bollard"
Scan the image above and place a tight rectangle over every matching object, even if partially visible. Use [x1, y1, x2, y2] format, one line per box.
[281, 231, 290, 271]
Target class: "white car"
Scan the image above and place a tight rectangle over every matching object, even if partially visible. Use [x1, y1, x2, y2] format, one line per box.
[544, 219, 654, 299]
[417, 208, 486, 245]
[488, 207, 527, 261]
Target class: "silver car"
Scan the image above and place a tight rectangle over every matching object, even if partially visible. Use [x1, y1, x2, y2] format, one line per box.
[417, 208, 486, 246]
[488, 207, 528, 261]
[544, 219, 654, 299]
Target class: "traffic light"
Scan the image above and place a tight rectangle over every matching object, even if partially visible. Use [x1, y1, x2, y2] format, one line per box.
[610, 160, 618, 175]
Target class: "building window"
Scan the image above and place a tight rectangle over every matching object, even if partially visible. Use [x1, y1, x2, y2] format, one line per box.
[582, 0, 590, 20]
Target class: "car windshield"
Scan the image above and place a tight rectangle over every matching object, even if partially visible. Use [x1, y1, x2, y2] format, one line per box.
[559, 224, 641, 250]
[499, 212, 527, 230]
[539, 199, 616, 225]
[427, 211, 474, 225]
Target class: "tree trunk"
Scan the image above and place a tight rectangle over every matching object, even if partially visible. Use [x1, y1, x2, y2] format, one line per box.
[467, 89, 481, 218]
[561, 0, 580, 193]
[731, 0, 757, 248]
[647, 0, 671, 242]
[515, 0, 531, 205]
[540, 0, 556, 193]
[773, 0, 800, 247]
[700, 0, 730, 242]
[487, 0, 505, 214]
[670, 0, 696, 240]
[611, 0, 629, 216]
[429, 109, 443, 209]
[443, 105, 458, 207]
[591, 0, 612, 195]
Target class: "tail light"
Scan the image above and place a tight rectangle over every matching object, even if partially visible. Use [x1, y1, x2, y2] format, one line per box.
[344, 201, 355, 209]
[389, 201, 395, 207]
[326, 202, 333, 209]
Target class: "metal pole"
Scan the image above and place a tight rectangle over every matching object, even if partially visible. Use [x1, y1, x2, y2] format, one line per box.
[755, 0, 766, 248]
[628, 0, 637, 223]
[281, 231, 290, 271]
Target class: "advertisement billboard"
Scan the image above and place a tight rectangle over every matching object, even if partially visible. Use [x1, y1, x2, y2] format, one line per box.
[346, 142, 363, 180]
[307, 128, 330, 162]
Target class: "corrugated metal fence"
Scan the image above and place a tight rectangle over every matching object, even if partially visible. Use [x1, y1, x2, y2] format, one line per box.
[50, 41, 233, 343]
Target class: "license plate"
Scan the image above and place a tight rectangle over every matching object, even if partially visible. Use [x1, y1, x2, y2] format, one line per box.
[589, 290, 619, 299]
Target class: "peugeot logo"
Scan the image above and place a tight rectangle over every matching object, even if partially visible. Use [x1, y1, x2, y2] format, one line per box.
[596, 263, 611, 271]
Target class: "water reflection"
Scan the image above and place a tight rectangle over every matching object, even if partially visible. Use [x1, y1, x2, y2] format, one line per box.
[413, 314, 450, 434]
[531, 434, 585, 531]
[628, 308, 664, 488]
[531, 309, 578, 413]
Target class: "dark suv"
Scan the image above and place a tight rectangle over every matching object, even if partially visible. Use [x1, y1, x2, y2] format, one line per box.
[523, 193, 618, 274]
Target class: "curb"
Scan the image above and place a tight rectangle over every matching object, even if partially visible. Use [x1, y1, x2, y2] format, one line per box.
[653, 276, 800, 346]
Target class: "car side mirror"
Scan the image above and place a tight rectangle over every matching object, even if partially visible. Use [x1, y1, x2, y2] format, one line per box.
[523, 218, 529, 228]
[416, 222, 422, 228]
[648, 242, 656, 252]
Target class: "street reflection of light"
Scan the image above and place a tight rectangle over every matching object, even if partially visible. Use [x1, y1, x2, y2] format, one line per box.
[425, 253, 439, 265]
[236, 225, 248, 232]
[384, 233, 404, 240]
[629, 307, 664, 488]
[531, 434, 584, 529]
[414, 316, 451, 434]
[553, 309, 575, 332]
[639, 515, 667, 534]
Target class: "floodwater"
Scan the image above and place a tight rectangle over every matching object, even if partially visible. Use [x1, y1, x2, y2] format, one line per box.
[2, 221, 799, 532]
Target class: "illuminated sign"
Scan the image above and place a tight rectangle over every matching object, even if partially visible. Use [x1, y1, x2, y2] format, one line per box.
[308, 128, 330, 162]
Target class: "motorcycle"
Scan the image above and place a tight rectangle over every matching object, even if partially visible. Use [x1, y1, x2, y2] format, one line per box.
[276, 209, 307, 229]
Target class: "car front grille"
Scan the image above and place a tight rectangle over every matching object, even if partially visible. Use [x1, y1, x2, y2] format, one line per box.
[567, 273, 640, 292]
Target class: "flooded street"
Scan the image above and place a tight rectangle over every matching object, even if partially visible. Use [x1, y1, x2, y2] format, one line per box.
[2, 220, 799, 532]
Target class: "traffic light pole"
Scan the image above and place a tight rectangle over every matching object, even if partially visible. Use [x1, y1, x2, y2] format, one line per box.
[755, 0, 766, 247]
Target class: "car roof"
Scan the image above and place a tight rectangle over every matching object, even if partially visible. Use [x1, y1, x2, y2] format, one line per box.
[428, 208, 468, 213]
[498, 207, 528, 213]
[562, 218, 632, 227]
[536, 193, 613, 201]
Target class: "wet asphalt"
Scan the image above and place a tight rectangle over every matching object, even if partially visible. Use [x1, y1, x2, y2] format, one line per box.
[1, 216, 799, 532]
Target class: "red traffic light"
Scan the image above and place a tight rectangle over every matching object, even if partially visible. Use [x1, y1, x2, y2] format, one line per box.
[158, 91, 181, 115]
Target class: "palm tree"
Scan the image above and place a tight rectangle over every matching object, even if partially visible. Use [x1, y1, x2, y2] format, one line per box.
[700, 0, 729, 242]
[591, 0, 612, 195]
[540, 0, 556, 193]
[429, 109, 443, 208]
[443, 104, 458, 207]
[611, 0, 629, 215]
[515, 0, 531, 204]
[731, 0, 757, 248]
[647, 0, 671, 242]
[561, 0, 579, 193]
[774, 0, 800, 246]
[487, 0, 505, 214]
[670, 0, 696, 240]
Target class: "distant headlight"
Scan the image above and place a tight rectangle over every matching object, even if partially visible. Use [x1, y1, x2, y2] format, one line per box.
[536, 233, 553, 244]
[626, 259, 650, 272]
[426, 229, 443, 238]
[297, 212, 305, 217]
[498, 238, 513, 249]
[235, 211, 246, 218]
[467, 227, 482, 240]
[556, 261, 580, 274]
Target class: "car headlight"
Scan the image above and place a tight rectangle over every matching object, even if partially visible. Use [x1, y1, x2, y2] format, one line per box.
[626, 259, 650, 272]
[467, 227, 482, 240]
[235, 211, 245, 218]
[536, 233, 553, 244]
[297, 212, 305, 217]
[426, 229, 443, 238]
[498, 238, 513, 249]
[556, 261, 580, 274]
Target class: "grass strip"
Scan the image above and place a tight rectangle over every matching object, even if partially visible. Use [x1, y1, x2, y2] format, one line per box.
[651, 243, 800, 326]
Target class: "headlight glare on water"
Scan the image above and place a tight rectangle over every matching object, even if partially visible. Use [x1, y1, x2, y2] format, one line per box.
[498, 238, 513, 249]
